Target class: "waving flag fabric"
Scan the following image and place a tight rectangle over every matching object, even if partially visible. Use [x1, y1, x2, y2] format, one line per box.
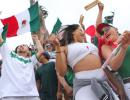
[1, 2, 40, 38]
[0, 25, 8, 45]
[51, 18, 62, 34]
[85, 25, 96, 37]
[104, 12, 114, 25]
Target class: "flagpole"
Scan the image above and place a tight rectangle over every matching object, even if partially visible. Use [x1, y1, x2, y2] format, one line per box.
[30, 0, 49, 45]
[30, 0, 35, 5]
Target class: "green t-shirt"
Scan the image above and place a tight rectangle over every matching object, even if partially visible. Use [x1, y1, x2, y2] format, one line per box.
[118, 46, 130, 79]
[35, 62, 58, 100]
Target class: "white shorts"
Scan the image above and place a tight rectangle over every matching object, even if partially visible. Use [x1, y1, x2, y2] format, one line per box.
[0, 97, 40, 100]
[124, 83, 130, 99]
[75, 85, 120, 100]
[75, 69, 119, 100]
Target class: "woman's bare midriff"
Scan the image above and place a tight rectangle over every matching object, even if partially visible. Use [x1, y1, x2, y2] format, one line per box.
[73, 54, 102, 73]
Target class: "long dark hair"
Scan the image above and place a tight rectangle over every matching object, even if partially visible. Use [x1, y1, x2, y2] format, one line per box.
[59, 24, 79, 46]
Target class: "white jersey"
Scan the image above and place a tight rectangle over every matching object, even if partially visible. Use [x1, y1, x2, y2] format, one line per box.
[0, 43, 39, 98]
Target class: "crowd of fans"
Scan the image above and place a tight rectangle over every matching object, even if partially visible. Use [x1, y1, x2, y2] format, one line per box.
[0, 2, 130, 100]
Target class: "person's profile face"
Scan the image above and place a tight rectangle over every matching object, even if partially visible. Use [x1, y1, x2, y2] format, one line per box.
[45, 44, 52, 50]
[16, 44, 30, 53]
[73, 27, 85, 42]
[102, 27, 118, 42]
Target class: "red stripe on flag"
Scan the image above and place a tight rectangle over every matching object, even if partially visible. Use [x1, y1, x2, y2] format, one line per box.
[85, 25, 96, 37]
[1, 16, 19, 37]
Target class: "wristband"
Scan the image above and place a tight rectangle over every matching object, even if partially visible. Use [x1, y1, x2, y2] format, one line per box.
[56, 51, 63, 53]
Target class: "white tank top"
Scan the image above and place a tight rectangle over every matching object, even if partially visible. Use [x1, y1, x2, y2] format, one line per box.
[67, 42, 99, 69]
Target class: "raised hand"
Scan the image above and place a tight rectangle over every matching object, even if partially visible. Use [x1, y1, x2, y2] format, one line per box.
[118, 31, 130, 49]
[98, 2, 104, 11]
[49, 34, 60, 47]
[32, 35, 39, 42]
[0, 36, 3, 43]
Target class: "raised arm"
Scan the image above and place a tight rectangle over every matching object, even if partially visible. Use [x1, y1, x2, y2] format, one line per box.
[55, 46, 68, 76]
[95, 2, 104, 37]
[32, 35, 45, 61]
[32, 35, 44, 52]
[102, 31, 130, 70]
[0, 36, 3, 44]
[51, 36, 68, 76]
[96, 2, 104, 27]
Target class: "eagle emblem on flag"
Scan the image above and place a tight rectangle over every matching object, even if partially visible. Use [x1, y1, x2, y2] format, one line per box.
[22, 19, 27, 27]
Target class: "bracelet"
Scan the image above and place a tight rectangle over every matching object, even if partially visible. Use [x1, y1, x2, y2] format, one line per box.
[56, 51, 63, 53]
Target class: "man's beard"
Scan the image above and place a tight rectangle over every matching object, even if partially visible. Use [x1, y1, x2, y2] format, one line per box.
[17, 50, 26, 53]
[17, 50, 30, 57]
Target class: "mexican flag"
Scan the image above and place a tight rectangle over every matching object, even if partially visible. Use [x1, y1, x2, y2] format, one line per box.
[0, 2, 40, 38]
[85, 25, 96, 37]
[0, 25, 8, 45]
[51, 18, 62, 34]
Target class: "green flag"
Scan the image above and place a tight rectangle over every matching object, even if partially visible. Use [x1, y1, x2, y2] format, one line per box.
[51, 18, 62, 34]
[104, 12, 114, 24]
[0, 25, 8, 46]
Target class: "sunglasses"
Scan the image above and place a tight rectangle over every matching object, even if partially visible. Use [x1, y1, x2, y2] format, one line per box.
[101, 26, 111, 35]
[46, 45, 52, 48]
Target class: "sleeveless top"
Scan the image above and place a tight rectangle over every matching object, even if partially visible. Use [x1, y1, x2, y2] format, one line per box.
[67, 42, 99, 69]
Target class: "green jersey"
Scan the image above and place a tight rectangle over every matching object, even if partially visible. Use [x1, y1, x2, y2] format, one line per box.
[35, 62, 58, 100]
[118, 46, 130, 79]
